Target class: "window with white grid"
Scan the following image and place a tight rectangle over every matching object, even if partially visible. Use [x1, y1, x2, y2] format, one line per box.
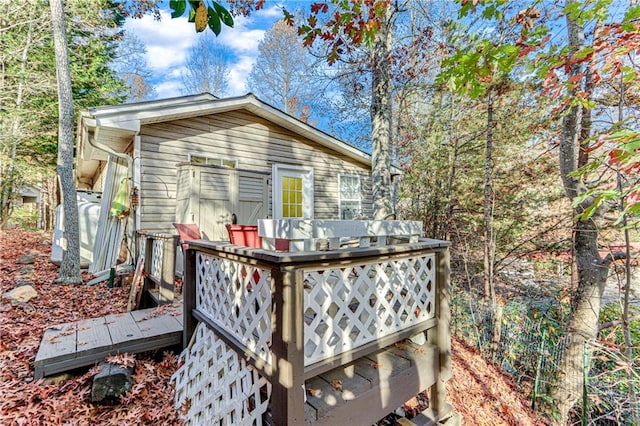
[339, 174, 361, 219]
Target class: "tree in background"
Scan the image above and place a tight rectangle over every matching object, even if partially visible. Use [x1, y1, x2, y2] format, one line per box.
[2, 1, 127, 229]
[0, 1, 66, 228]
[112, 32, 157, 102]
[3, 0, 128, 281]
[441, 1, 640, 422]
[180, 31, 230, 97]
[247, 19, 320, 117]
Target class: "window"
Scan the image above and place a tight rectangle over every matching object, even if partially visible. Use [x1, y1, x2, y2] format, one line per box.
[282, 176, 303, 218]
[339, 174, 361, 219]
[188, 153, 237, 168]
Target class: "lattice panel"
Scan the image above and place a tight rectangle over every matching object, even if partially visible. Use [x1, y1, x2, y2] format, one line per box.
[196, 253, 272, 363]
[173, 323, 271, 425]
[303, 254, 436, 365]
[150, 238, 163, 279]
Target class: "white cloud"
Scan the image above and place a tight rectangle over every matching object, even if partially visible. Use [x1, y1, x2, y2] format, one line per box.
[228, 55, 257, 95]
[123, 7, 284, 100]
[154, 80, 184, 99]
[124, 11, 196, 73]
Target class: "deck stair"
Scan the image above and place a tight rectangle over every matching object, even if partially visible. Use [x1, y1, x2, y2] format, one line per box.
[303, 340, 441, 424]
[34, 305, 182, 379]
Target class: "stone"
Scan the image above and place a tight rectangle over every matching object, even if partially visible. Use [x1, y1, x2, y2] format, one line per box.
[19, 265, 34, 275]
[91, 362, 134, 403]
[2, 285, 38, 303]
[16, 254, 36, 265]
[15, 278, 35, 287]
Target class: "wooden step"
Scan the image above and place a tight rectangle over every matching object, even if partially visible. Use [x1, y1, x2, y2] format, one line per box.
[34, 306, 182, 379]
[304, 341, 439, 425]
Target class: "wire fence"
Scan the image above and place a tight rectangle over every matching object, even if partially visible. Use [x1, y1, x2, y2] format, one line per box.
[450, 291, 640, 425]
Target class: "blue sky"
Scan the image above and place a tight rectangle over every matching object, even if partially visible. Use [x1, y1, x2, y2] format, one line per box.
[122, 4, 287, 99]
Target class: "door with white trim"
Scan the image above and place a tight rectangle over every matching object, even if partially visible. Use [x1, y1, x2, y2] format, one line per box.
[272, 165, 313, 219]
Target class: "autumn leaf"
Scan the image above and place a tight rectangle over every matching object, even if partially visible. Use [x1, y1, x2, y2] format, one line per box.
[330, 379, 342, 392]
[306, 386, 322, 397]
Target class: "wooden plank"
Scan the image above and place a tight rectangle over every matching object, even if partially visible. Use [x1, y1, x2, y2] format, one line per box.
[305, 364, 372, 419]
[130, 309, 182, 339]
[105, 313, 143, 345]
[76, 317, 112, 356]
[352, 348, 411, 387]
[34, 322, 77, 379]
[305, 343, 439, 425]
[34, 306, 184, 378]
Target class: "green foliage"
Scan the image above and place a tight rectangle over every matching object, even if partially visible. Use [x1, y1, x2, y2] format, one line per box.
[1, 0, 129, 224]
[599, 303, 640, 356]
[169, 0, 234, 34]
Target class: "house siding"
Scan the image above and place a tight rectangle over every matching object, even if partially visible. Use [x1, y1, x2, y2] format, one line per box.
[137, 110, 372, 233]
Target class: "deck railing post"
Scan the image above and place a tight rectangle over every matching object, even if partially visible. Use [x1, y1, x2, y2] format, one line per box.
[270, 265, 305, 425]
[159, 235, 177, 302]
[182, 247, 197, 349]
[428, 247, 453, 419]
[143, 234, 153, 295]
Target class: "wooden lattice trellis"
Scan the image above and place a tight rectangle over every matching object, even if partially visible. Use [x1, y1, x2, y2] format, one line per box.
[302, 254, 436, 365]
[195, 253, 272, 363]
[173, 323, 271, 425]
[150, 238, 163, 279]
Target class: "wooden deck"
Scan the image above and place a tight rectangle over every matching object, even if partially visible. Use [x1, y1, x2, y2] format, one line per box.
[34, 306, 183, 379]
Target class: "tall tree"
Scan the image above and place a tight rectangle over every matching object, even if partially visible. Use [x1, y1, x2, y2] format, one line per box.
[442, 1, 640, 422]
[50, 0, 81, 284]
[369, 4, 394, 218]
[112, 32, 156, 102]
[247, 19, 319, 116]
[294, 0, 398, 217]
[180, 32, 230, 96]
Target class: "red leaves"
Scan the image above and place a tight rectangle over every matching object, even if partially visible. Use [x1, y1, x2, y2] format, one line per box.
[310, 3, 329, 14]
[0, 229, 183, 425]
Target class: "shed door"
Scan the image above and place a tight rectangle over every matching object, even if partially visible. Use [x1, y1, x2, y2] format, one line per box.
[177, 165, 268, 241]
[237, 170, 268, 224]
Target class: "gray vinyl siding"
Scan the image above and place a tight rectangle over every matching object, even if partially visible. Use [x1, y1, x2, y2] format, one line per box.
[137, 110, 372, 233]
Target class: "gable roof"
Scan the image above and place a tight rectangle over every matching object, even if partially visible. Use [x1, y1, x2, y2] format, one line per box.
[76, 93, 372, 181]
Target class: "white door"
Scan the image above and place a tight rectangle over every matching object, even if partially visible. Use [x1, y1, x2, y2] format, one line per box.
[272, 165, 313, 219]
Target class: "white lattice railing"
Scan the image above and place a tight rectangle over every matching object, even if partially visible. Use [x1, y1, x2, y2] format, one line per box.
[302, 253, 435, 365]
[172, 323, 271, 425]
[176, 234, 451, 425]
[195, 253, 272, 363]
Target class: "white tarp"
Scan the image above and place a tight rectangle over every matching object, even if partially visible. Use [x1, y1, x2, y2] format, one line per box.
[51, 191, 102, 268]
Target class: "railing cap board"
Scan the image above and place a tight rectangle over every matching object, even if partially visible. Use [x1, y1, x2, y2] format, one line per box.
[137, 230, 178, 239]
[184, 238, 449, 265]
[257, 219, 423, 239]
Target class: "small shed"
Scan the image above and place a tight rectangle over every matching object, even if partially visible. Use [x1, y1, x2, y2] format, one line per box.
[75, 93, 388, 270]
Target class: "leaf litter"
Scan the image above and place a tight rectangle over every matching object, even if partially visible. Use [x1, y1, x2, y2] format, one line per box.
[1, 229, 544, 425]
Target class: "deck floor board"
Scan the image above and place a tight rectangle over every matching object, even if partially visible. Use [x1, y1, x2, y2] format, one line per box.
[34, 306, 183, 379]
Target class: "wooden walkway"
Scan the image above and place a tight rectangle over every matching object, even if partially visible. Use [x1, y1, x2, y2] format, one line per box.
[34, 306, 183, 379]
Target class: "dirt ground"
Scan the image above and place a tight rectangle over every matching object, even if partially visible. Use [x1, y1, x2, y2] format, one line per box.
[1, 229, 545, 425]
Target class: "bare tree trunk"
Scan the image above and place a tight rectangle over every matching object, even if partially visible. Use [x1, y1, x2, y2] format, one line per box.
[546, 3, 609, 422]
[371, 5, 393, 219]
[483, 89, 495, 302]
[50, 0, 81, 284]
